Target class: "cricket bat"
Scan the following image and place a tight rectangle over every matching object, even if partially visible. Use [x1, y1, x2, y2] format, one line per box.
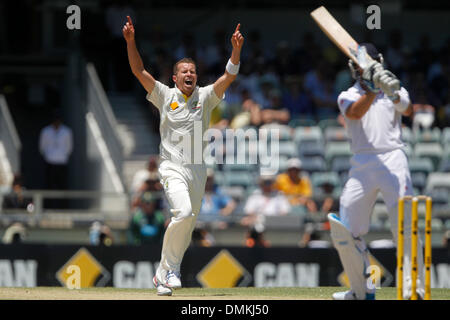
[310, 6, 372, 68]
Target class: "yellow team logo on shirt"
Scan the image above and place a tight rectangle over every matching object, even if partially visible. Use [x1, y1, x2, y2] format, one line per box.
[170, 101, 179, 110]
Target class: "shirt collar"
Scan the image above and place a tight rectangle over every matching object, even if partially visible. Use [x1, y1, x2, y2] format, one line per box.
[175, 85, 199, 103]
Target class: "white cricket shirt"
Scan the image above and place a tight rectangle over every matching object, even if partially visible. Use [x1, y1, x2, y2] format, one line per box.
[147, 81, 223, 165]
[337, 82, 410, 155]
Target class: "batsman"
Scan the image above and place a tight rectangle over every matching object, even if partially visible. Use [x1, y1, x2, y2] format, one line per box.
[328, 43, 426, 300]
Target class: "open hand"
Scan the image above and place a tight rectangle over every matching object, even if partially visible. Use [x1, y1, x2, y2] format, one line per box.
[122, 16, 135, 42]
[231, 23, 244, 50]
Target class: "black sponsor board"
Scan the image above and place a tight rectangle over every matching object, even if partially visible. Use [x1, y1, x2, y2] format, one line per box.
[0, 244, 449, 288]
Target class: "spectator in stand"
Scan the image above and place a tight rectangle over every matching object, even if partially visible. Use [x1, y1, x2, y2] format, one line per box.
[2, 174, 33, 211]
[272, 41, 299, 79]
[273, 158, 317, 214]
[191, 226, 216, 247]
[244, 226, 271, 248]
[304, 61, 339, 119]
[282, 75, 314, 120]
[197, 169, 236, 230]
[128, 188, 166, 245]
[411, 91, 436, 131]
[240, 175, 291, 232]
[385, 29, 405, 76]
[174, 32, 200, 63]
[294, 32, 322, 74]
[442, 230, 450, 250]
[315, 181, 338, 214]
[39, 109, 73, 192]
[203, 28, 229, 76]
[89, 221, 114, 246]
[260, 89, 290, 125]
[131, 155, 161, 195]
[299, 223, 331, 248]
[227, 89, 262, 129]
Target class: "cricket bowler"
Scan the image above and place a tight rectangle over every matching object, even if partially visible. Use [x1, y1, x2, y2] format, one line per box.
[123, 16, 244, 296]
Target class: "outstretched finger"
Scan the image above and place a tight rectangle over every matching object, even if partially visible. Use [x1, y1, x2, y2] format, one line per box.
[234, 23, 241, 34]
[127, 16, 133, 26]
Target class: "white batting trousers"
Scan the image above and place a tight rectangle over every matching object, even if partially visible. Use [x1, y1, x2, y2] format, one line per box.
[339, 148, 425, 298]
[158, 160, 207, 273]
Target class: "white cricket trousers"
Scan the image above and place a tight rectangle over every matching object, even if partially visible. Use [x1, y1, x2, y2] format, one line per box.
[158, 160, 207, 273]
[339, 148, 425, 297]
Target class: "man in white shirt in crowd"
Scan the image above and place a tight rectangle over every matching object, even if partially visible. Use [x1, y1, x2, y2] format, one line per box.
[39, 109, 73, 192]
[328, 43, 422, 300]
[241, 175, 291, 232]
[123, 16, 244, 296]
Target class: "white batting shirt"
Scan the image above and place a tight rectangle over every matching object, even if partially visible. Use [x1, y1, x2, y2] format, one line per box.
[147, 81, 223, 165]
[337, 82, 410, 154]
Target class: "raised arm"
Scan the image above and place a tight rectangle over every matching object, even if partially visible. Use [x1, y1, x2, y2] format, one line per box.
[123, 16, 156, 94]
[213, 24, 244, 99]
[345, 91, 377, 120]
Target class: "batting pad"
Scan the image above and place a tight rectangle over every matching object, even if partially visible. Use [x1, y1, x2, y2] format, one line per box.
[328, 213, 371, 300]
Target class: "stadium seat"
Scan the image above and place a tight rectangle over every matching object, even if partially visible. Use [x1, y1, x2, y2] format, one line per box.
[411, 172, 427, 193]
[261, 123, 293, 142]
[324, 126, 349, 142]
[325, 142, 352, 166]
[425, 172, 450, 193]
[402, 143, 413, 158]
[220, 185, 246, 200]
[339, 171, 349, 186]
[439, 158, 450, 172]
[419, 219, 443, 232]
[414, 127, 441, 144]
[445, 219, 450, 230]
[293, 126, 323, 144]
[441, 127, 450, 146]
[331, 156, 351, 175]
[401, 126, 415, 145]
[318, 118, 341, 131]
[223, 163, 257, 172]
[408, 157, 434, 175]
[413, 142, 443, 169]
[311, 171, 340, 189]
[235, 140, 259, 159]
[298, 141, 326, 158]
[299, 156, 328, 174]
[371, 203, 389, 228]
[426, 189, 449, 206]
[276, 156, 290, 173]
[223, 171, 256, 189]
[277, 141, 299, 158]
[288, 117, 316, 128]
[213, 171, 225, 185]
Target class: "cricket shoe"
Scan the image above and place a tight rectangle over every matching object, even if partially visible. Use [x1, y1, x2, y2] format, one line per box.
[165, 270, 182, 289]
[332, 290, 375, 300]
[153, 276, 172, 296]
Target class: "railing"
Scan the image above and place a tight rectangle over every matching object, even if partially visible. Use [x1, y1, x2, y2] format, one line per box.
[85, 63, 124, 186]
[0, 189, 130, 227]
[0, 95, 21, 183]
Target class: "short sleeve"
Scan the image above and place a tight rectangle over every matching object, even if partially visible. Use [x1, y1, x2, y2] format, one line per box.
[202, 84, 224, 111]
[337, 88, 361, 115]
[397, 87, 411, 105]
[244, 195, 259, 215]
[146, 81, 170, 110]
